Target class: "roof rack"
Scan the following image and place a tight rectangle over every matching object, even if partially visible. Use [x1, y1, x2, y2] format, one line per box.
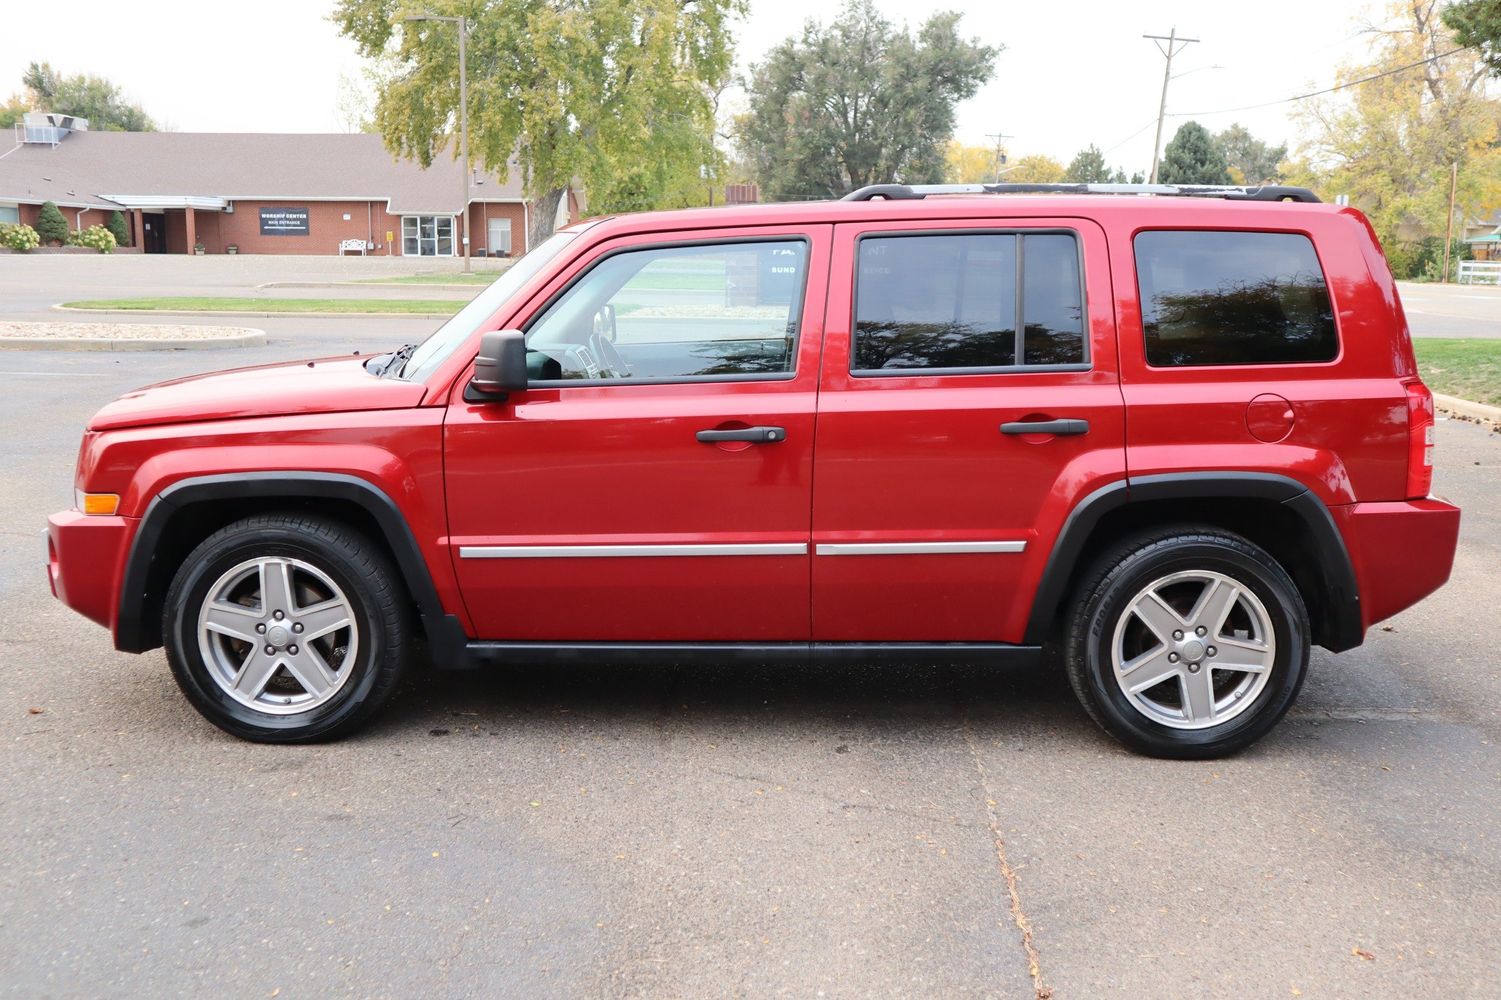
[841, 182, 1322, 204]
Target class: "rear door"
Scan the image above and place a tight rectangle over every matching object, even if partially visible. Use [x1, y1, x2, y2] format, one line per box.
[811, 218, 1125, 642]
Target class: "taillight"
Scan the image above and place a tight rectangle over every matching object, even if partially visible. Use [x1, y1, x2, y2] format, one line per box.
[1405, 381, 1434, 499]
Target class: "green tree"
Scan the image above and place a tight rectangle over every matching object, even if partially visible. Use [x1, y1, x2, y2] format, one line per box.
[738, 1, 997, 200]
[35, 201, 68, 246]
[20, 62, 154, 131]
[0, 93, 26, 128]
[335, 0, 739, 246]
[1213, 123, 1287, 184]
[1063, 144, 1112, 183]
[1157, 121, 1231, 185]
[1006, 154, 1065, 183]
[106, 210, 131, 247]
[1444, 0, 1501, 75]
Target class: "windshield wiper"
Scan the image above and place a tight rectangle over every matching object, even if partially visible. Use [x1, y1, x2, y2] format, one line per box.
[376, 344, 419, 379]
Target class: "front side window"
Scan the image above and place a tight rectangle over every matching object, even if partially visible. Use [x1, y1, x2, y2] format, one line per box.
[0, 204, 20, 225]
[1135, 230, 1338, 367]
[525, 240, 809, 382]
[853, 232, 1085, 373]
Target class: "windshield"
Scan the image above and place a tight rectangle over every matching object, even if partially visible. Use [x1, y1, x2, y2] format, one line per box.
[398, 231, 578, 382]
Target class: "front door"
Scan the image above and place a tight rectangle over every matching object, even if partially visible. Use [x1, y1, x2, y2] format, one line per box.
[444, 225, 831, 641]
[811, 218, 1126, 642]
[142, 212, 166, 254]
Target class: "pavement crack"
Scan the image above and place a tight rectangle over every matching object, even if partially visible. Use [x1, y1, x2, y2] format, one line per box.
[961, 718, 1051, 1000]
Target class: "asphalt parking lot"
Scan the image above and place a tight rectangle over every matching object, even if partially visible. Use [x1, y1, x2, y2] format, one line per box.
[2, 258, 1499, 998]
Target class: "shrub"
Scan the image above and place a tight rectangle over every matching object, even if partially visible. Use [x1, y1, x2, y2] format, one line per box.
[35, 201, 69, 246]
[0, 223, 41, 251]
[106, 210, 131, 247]
[68, 224, 117, 253]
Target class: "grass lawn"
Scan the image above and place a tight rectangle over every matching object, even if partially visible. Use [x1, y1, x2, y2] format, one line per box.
[1414, 338, 1501, 406]
[62, 297, 461, 315]
[359, 273, 501, 285]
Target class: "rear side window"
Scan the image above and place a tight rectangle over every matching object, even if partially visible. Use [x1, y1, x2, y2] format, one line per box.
[1134, 231, 1338, 367]
[853, 232, 1085, 373]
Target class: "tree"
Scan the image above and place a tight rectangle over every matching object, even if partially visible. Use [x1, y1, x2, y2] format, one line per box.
[19, 62, 154, 131]
[1063, 144, 1112, 183]
[1006, 154, 1065, 183]
[945, 141, 1002, 183]
[1444, 0, 1501, 75]
[1213, 124, 1287, 184]
[1289, 1, 1501, 251]
[335, 0, 740, 246]
[35, 201, 68, 246]
[106, 210, 131, 248]
[737, 1, 997, 200]
[1157, 121, 1230, 184]
[0, 94, 25, 128]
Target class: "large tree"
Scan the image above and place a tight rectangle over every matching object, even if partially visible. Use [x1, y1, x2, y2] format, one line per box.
[1213, 123, 1287, 185]
[1288, 1, 1501, 248]
[1157, 121, 1231, 185]
[1444, 0, 1501, 75]
[738, 1, 997, 200]
[1063, 144, 1112, 183]
[335, 0, 740, 245]
[18, 62, 154, 131]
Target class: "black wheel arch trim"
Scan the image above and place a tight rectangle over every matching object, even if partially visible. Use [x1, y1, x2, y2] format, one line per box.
[115, 472, 470, 663]
[1023, 472, 1363, 652]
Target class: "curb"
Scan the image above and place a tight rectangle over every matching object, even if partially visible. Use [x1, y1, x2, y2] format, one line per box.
[52, 305, 453, 320]
[0, 330, 267, 352]
[257, 279, 495, 292]
[1433, 392, 1501, 429]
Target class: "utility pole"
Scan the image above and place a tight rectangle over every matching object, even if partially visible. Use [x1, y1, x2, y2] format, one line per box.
[401, 13, 471, 272]
[984, 132, 1013, 183]
[1144, 27, 1199, 184]
[1443, 161, 1458, 283]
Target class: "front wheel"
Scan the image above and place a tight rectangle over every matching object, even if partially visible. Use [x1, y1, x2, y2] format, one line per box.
[162, 513, 410, 743]
[1064, 527, 1310, 759]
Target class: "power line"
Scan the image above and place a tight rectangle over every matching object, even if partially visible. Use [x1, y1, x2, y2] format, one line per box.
[1169, 45, 1474, 118]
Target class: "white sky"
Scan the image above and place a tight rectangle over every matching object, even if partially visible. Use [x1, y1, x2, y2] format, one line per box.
[0, 0, 1396, 177]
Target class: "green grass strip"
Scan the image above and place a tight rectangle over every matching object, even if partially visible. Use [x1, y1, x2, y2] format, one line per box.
[1413, 338, 1501, 407]
[63, 297, 462, 315]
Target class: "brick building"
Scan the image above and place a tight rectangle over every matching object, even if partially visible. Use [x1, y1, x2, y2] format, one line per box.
[0, 114, 579, 256]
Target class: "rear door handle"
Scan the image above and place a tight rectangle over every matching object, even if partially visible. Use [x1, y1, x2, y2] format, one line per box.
[696, 425, 786, 444]
[1000, 418, 1090, 437]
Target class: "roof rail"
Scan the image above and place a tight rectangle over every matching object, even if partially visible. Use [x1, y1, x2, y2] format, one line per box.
[841, 182, 1322, 204]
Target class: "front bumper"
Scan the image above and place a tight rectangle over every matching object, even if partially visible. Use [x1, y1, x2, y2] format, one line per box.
[46, 510, 138, 632]
[1338, 497, 1461, 631]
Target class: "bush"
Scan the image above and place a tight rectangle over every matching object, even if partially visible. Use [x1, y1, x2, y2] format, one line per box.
[35, 201, 69, 246]
[0, 223, 41, 251]
[67, 224, 117, 253]
[106, 210, 131, 247]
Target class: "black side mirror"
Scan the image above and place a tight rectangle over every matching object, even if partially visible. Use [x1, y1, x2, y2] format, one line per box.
[465, 330, 528, 403]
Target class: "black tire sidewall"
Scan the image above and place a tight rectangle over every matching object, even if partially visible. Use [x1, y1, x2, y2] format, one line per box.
[165, 527, 395, 742]
[1078, 537, 1309, 758]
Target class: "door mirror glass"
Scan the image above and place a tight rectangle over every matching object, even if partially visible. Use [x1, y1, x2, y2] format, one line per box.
[465, 330, 528, 402]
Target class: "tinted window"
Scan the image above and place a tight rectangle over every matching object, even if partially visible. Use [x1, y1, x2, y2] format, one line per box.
[854, 233, 1083, 372]
[526, 240, 807, 381]
[1135, 231, 1338, 367]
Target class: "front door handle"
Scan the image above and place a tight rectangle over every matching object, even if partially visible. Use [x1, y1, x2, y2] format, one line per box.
[696, 425, 786, 444]
[1000, 418, 1090, 437]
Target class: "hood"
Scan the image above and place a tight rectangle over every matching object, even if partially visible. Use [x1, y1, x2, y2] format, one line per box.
[88, 355, 428, 431]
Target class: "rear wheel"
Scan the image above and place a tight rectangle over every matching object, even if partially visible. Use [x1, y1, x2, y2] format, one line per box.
[1064, 527, 1309, 759]
[163, 513, 409, 742]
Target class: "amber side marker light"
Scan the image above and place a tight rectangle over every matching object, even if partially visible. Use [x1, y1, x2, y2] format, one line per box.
[75, 491, 120, 516]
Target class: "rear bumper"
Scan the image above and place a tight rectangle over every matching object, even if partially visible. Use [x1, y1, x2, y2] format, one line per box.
[1338, 497, 1461, 631]
[46, 510, 137, 633]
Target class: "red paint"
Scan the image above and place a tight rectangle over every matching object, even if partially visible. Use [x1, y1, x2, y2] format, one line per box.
[48, 194, 1460, 654]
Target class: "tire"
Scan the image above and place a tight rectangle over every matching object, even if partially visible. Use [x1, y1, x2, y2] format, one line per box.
[162, 513, 410, 743]
[1063, 526, 1310, 759]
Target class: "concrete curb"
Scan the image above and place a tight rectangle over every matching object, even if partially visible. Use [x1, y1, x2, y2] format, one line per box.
[52, 304, 453, 320]
[256, 279, 495, 292]
[0, 330, 267, 352]
[1433, 392, 1501, 430]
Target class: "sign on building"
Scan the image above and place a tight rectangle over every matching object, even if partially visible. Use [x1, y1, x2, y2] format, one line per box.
[258, 207, 310, 236]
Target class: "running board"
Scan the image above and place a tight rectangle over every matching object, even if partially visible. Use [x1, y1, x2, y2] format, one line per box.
[443, 641, 1043, 670]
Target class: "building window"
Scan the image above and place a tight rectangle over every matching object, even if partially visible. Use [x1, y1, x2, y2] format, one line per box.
[402, 215, 455, 256]
[487, 217, 512, 256]
[0, 204, 19, 225]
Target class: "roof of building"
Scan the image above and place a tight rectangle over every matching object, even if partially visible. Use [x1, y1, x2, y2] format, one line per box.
[0, 130, 528, 213]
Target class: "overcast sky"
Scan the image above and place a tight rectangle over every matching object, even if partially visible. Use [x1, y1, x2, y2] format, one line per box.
[1, 0, 1399, 177]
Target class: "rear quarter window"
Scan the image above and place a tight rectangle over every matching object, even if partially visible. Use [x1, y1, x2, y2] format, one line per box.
[1134, 230, 1338, 367]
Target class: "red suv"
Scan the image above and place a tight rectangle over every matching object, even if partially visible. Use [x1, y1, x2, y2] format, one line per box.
[47, 183, 1460, 757]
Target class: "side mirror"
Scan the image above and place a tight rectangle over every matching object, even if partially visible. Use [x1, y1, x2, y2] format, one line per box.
[465, 330, 528, 403]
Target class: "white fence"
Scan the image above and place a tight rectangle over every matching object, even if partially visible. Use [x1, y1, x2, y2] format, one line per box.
[1458, 260, 1501, 285]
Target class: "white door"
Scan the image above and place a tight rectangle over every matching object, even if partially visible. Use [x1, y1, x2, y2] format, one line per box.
[487, 217, 511, 257]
